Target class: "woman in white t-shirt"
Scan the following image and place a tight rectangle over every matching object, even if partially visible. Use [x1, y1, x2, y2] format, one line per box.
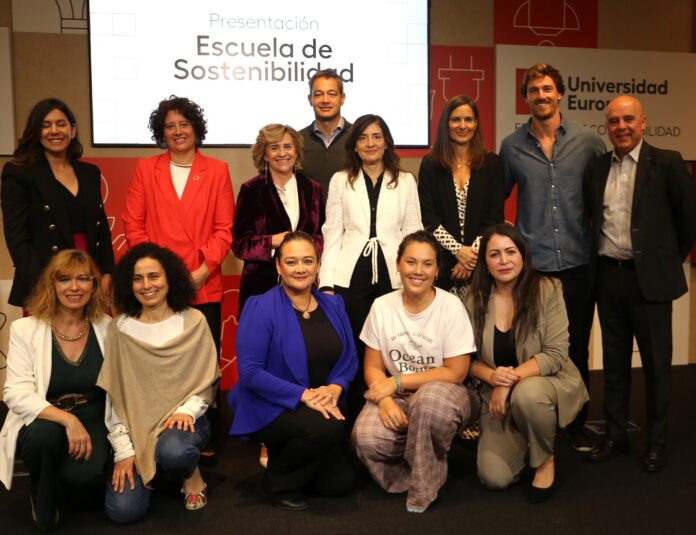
[352, 230, 480, 513]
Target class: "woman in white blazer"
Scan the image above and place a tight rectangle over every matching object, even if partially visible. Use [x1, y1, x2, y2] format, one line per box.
[0, 250, 111, 531]
[319, 114, 422, 426]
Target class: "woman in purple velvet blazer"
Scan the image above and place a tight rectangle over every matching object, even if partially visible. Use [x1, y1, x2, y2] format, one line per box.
[232, 124, 324, 311]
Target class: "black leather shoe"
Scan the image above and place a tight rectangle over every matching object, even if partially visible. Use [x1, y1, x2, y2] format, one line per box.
[272, 497, 309, 512]
[642, 444, 667, 472]
[587, 438, 629, 462]
[526, 479, 556, 504]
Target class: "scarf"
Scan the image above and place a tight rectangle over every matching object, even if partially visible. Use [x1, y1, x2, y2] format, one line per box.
[97, 308, 220, 485]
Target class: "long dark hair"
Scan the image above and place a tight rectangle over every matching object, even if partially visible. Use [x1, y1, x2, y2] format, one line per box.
[113, 242, 195, 317]
[427, 95, 485, 170]
[343, 114, 401, 188]
[468, 224, 542, 351]
[12, 98, 83, 165]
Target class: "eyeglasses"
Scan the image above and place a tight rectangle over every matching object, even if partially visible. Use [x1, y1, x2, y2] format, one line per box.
[55, 275, 94, 287]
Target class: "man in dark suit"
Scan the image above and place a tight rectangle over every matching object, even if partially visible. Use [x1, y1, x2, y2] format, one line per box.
[584, 95, 696, 472]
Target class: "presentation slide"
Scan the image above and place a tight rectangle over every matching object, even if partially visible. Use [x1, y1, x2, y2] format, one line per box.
[88, 0, 429, 147]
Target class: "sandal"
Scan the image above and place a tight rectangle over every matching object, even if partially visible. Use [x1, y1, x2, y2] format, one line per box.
[181, 485, 208, 511]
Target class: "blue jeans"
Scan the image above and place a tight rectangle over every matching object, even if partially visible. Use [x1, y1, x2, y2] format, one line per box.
[105, 415, 210, 524]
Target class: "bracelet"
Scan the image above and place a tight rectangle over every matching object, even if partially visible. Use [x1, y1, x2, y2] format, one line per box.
[394, 374, 403, 394]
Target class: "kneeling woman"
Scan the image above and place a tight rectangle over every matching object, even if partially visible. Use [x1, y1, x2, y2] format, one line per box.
[352, 230, 480, 513]
[229, 231, 357, 511]
[465, 224, 588, 502]
[0, 250, 109, 531]
[98, 243, 220, 521]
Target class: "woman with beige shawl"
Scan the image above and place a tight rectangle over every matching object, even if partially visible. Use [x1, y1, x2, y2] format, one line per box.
[98, 243, 220, 522]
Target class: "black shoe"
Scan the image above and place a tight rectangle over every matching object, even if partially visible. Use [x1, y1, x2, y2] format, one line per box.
[567, 425, 595, 453]
[642, 444, 667, 472]
[588, 438, 629, 462]
[525, 479, 556, 504]
[272, 497, 309, 512]
[198, 448, 218, 467]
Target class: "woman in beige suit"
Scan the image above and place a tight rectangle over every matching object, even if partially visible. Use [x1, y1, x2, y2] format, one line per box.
[464, 223, 588, 503]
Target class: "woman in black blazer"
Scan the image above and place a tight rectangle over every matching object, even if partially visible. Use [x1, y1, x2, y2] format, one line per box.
[418, 96, 504, 295]
[1, 98, 114, 308]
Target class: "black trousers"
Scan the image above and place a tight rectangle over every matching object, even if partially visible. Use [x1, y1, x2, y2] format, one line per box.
[596, 260, 672, 445]
[335, 248, 393, 431]
[252, 405, 355, 501]
[540, 265, 593, 427]
[192, 302, 223, 451]
[18, 418, 109, 531]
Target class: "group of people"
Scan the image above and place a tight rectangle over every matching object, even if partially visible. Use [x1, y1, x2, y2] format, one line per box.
[0, 63, 694, 528]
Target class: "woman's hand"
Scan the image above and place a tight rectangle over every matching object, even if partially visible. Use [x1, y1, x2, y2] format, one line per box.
[365, 376, 397, 404]
[490, 366, 521, 388]
[489, 386, 511, 421]
[112, 455, 140, 493]
[309, 384, 343, 408]
[301, 389, 345, 420]
[164, 412, 195, 432]
[190, 262, 210, 292]
[271, 231, 289, 249]
[64, 414, 93, 461]
[450, 262, 472, 281]
[377, 397, 408, 431]
[455, 245, 478, 272]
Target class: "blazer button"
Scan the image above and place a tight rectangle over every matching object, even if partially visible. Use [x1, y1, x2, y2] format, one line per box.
[96, 241, 100, 247]
[51, 245, 58, 252]
[49, 224, 56, 230]
[96, 220, 101, 226]
[43, 204, 50, 211]
[99, 203, 103, 208]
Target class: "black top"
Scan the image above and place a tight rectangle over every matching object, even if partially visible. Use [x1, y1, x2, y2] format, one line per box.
[58, 182, 87, 233]
[362, 169, 384, 239]
[493, 326, 517, 368]
[295, 305, 342, 388]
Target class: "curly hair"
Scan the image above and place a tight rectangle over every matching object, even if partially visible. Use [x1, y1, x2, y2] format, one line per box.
[251, 124, 304, 175]
[396, 230, 441, 267]
[427, 95, 486, 171]
[519, 63, 565, 97]
[148, 96, 207, 147]
[26, 249, 105, 321]
[113, 242, 195, 317]
[12, 98, 83, 165]
[343, 114, 401, 188]
[468, 223, 543, 352]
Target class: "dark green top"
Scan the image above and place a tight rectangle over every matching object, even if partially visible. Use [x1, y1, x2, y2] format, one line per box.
[47, 325, 106, 419]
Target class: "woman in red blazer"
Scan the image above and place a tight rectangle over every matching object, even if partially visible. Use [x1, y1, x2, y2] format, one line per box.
[122, 96, 234, 352]
[122, 97, 234, 458]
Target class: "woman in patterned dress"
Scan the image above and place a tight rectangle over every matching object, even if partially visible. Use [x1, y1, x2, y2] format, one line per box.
[418, 95, 505, 296]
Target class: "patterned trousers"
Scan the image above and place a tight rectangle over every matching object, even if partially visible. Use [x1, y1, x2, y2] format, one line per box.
[352, 381, 480, 509]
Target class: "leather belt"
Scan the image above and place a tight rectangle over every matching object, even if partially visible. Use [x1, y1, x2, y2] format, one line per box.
[598, 256, 634, 269]
[48, 392, 99, 412]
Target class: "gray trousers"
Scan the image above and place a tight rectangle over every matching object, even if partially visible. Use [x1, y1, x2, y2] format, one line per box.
[477, 376, 558, 489]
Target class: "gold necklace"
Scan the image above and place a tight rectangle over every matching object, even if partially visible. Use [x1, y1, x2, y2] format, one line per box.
[290, 293, 313, 320]
[170, 160, 193, 168]
[52, 319, 88, 341]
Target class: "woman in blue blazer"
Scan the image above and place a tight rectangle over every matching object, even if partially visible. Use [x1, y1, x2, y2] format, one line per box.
[228, 231, 358, 512]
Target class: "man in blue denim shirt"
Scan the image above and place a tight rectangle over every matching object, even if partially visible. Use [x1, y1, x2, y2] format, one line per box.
[499, 63, 605, 452]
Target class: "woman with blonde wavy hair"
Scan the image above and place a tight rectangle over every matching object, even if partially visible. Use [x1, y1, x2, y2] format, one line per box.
[232, 123, 324, 312]
[0, 249, 110, 531]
